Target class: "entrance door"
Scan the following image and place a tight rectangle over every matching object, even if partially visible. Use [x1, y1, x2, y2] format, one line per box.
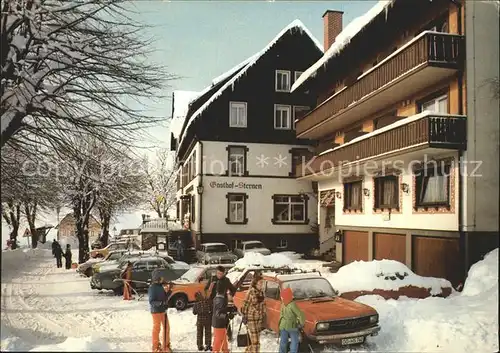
[319, 190, 336, 256]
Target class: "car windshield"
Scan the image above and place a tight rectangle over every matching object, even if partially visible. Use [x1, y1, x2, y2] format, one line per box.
[282, 278, 337, 300]
[206, 245, 228, 253]
[118, 257, 139, 269]
[107, 252, 123, 261]
[179, 267, 205, 282]
[245, 242, 264, 250]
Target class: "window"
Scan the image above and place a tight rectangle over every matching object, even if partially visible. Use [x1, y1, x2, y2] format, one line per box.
[273, 195, 306, 223]
[134, 262, 148, 271]
[415, 164, 450, 207]
[227, 146, 246, 176]
[275, 70, 291, 92]
[274, 105, 291, 130]
[294, 71, 303, 82]
[191, 195, 196, 223]
[289, 148, 312, 177]
[147, 261, 165, 271]
[344, 125, 365, 143]
[374, 175, 399, 209]
[292, 106, 310, 128]
[344, 181, 362, 211]
[277, 239, 288, 249]
[226, 193, 247, 224]
[420, 94, 448, 114]
[229, 101, 247, 128]
[264, 281, 280, 300]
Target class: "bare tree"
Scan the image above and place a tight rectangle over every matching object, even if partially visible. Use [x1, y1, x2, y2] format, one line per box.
[2, 200, 21, 249]
[145, 149, 178, 219]
[1, 0, 172, 153]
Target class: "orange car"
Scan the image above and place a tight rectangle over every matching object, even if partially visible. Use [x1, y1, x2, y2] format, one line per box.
[164, 264, 233, 310]
[232, 267, 381, 347]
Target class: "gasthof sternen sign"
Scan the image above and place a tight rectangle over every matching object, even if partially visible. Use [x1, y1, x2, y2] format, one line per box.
[209, 181, 263, 190]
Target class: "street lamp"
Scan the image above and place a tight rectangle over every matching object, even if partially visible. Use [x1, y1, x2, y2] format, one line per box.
[197, 185, 204, 194]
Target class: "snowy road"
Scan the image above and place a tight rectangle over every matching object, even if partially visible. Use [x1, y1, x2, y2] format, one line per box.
[1, 247, 498, 352]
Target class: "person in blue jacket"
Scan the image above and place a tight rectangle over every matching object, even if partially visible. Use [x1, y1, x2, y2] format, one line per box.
[149, 269, 173, 352]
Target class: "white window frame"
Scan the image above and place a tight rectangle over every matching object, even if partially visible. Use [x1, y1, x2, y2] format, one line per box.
[228, 195, 245, 223]
[292, 106, 310, 129]
[275, 70, 291, 92]
[277, 239, 288, 249]
[273, 195, 306, 223]
[420, 94, 448, 114]
[229, 101, 247, 128]
[294, 71, 303, 82]
[274, 104, 292, 130]
[228, 146, 245, 176]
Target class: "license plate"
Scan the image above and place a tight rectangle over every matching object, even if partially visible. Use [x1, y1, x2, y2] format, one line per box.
[341, 336, 365, 345]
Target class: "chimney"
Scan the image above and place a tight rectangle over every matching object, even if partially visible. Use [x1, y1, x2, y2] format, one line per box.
[323, 10, 343, 51]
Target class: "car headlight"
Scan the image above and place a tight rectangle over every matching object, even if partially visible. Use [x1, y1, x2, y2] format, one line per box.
[316, 322, 329, 331]
[369, 314, 379, 324]
[210, 259, 218, 264]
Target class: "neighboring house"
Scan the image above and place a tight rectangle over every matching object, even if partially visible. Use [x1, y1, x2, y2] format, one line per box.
[291, 0, 499, 286]
[170, 20, 324, 253]
[57, 213, 101, 243]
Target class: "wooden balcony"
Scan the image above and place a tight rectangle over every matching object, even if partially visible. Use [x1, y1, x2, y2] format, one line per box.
[296, 32, 465, 139]
[295, 113, 466, 178]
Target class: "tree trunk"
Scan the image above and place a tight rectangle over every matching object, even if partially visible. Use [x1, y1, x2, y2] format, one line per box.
[98, 206, 112, 247]
[3, 202, 21, 250]
[9, 225, 19, 250]
[24, 202, 38, 249]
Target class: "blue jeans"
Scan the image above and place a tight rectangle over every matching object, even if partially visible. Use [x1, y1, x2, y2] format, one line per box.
[279, 329, 299, 353]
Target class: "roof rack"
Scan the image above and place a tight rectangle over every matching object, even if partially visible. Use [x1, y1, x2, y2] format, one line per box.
[238, 266, 322, 277]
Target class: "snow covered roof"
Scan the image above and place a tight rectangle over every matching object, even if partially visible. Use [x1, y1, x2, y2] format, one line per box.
[178, 19, 323, 146]
[170, 90, 200, 139]
[291, 0, 394, 93]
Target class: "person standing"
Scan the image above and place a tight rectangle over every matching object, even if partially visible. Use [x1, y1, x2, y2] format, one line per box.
[205, 265, 236, 301]
[64, 244, 72, 269]
[278, 287, 305, 353]
[121, 261, 133, 300]
[174, 236, 184, 261]
[54, 242, 63, 268]
[51, 240, 57, 257]
[212, 281, 230, 353]
[241, 273, 266, 353]
[148, 270, 173, 353]
[192, 291, 212, 351]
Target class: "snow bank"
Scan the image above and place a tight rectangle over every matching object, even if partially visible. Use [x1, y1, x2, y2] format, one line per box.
[30, 336, 111, 352]
[326, 259, 452, 295]
[233, 252, 295, 269]
[354, 248, 499, 353]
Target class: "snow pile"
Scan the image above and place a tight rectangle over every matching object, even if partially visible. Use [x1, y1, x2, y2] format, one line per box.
[461, 248, 498, 296]
[354, 248, 499, 353]
[291, 0, 393, 92]
[233, 252, 295, 269]
[326, 259, 452, 295]
[276, 251, 303, 260]
[170, 90, 200, 138]
[30, 336, 112, 352]
[178, 19, 322, 145]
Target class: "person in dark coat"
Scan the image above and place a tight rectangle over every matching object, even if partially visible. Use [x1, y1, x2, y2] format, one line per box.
[205, 265, 236, 301]
[149, 269, 173, 352]
[51, 240, 57, 256]
[212, 281, 230, 353]
[54, 242, 63, 268]
[64, 244, 72, 269]
[174, 236, 184, 261]
[193, 290, 212, 351]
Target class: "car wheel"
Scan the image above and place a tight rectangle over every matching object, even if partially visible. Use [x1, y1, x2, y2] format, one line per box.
[172, 294, 188, 311]
[85, 268, 93, 277]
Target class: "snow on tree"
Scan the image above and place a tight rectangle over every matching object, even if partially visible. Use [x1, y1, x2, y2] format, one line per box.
[1, 0, 171, 152]
[145, 149, 178, 219]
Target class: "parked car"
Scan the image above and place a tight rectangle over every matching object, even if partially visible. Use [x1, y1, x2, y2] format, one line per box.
[89, 241, 140, 259]
[90, 256, 188, 295]
[77, 249, 128, 277]
[232, 267, 381, 348]
[92, 250, 188, 273]
[164, 264, 234, 310]
[233, 240, 271, 258]
[196, 243, 238, 265]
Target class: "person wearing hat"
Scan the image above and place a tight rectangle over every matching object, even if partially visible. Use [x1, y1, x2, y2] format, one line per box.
[149, 269, 173, 352]
[278, 287, 305, 353]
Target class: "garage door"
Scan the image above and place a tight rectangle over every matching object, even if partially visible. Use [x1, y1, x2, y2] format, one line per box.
[412, 236, 462, 286]
[343, 231, 368, 264]
[374, 233, 406, 264]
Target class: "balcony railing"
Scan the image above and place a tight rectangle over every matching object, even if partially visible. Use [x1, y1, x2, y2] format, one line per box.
[296, 31, 465, 136]
[296, 113, 466, 177]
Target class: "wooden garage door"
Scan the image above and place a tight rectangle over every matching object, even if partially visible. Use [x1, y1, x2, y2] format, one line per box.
[412, 236, 462, 286]
[343, 231, 368, 264]
[374, 233, 406, 264]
